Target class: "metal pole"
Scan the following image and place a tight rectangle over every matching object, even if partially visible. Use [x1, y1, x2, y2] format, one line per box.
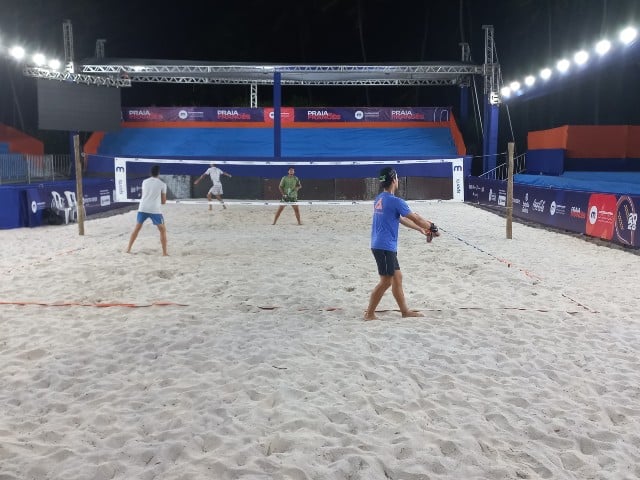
[506, 142, 514, 239]
[73, 133, 85, 235]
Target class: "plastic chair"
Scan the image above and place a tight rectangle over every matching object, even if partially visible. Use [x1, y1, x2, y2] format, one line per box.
[50, 191, 70, 224]
[64, 191, 78, 222]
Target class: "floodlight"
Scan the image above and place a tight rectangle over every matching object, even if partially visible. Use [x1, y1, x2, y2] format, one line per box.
[595, 39, 611, 55]
[9, 45, 25, 60]
[619, 26, 637, 45]
[573, 50, 589, 65]
[524, 75, 535, 86]
[556, 59, 570, 72]
[500, 86, 511, 98]
[48, 58, 61, 69]
[32, 53, 46, 66]
[509, 81, 520, 91]
[540, 68, 552, 80]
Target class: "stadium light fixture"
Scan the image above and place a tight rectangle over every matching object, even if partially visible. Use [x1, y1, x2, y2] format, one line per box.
[48, 58, 61, 70]
[32, 53, 46, 66]
[509, 81, 521, 92]
[0, 32, 62, 71]
[9, 45, 25, 60]
[556, 59, 570, 73]
[500, 22, 637, 103]
[619, 26, 637, 45]
[500, 86, 512, 98]
[573, 50, 589, 65]
[595, 39, 611, 55]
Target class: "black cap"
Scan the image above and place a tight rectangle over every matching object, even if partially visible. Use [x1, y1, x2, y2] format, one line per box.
[379, 167, 397, 183]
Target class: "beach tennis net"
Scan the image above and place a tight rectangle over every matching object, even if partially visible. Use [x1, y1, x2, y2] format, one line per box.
[113, 157, 465, 203]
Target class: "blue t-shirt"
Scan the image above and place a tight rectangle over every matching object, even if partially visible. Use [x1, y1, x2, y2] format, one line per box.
[370, 192, 411, 251]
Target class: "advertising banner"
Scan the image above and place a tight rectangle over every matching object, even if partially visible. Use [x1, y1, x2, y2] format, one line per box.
[293, 107, 451, 123]
[614, 195, 638, 247]
[23, 180, 139, 228]
[122, 107, 266, 122]
[465, 177, 640, 248]
[122, 107, 452, 124]
[263, 107, 295, 124]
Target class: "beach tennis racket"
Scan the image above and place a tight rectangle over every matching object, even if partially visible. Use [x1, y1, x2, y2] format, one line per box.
[426, 224, 439, 243]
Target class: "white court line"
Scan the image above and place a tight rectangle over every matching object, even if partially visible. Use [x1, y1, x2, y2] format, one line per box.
[123, 199, 451, 206]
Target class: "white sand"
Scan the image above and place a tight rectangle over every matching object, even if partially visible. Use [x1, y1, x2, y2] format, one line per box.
[1, 201, 640, 480]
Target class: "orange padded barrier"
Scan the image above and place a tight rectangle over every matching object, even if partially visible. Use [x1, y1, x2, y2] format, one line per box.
[627, 126, 640, 158]
[83, 131, 105, 155]
[565, 126, 627, 158]
[0, 123, 44, 155]
[528, 125, 640, 159]
[447, 112, 467, 156]
[527, 125, 568, 150]
[119, 121, 449, 129]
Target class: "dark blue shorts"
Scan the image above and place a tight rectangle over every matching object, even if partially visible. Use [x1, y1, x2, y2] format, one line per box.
[136, 212, 165, 225]
[371, 249, 399, 276]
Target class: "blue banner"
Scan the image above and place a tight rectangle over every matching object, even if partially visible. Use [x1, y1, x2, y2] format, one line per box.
[121, 107, 453, 123]
[465, 177, 639, 248]
[20, 179, 137, 228]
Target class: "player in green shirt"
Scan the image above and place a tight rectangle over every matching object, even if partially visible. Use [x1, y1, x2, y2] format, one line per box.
[273, 167, 302, 225]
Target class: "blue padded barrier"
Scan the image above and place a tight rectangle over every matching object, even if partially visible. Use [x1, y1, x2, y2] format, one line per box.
[514, 173, 640, 195]
[97, 127, 457, 158]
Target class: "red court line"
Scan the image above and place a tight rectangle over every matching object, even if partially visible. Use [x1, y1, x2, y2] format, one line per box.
[0, 300, 188, 308]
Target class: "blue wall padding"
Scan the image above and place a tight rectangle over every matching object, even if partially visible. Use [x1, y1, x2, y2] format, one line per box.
[525, 149, 565, 175]
[515, 173, 640, 195]
[97, 127, 458, 158]
[0, 185, 26, 229]
[0, 143, 9, 153]
[564, 157, 640, 172]
[562, 171, 640, 184]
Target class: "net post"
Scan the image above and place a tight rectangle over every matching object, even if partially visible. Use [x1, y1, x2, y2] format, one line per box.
[114, 157, 128, 202]
[73, 133, 85, 235]
[506, 142, 514, 239]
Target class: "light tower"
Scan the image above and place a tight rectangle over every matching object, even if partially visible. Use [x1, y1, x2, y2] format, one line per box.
[63, 19, 74, 73]
[482, 24, 500, 173]
[95, 39, 106, 59]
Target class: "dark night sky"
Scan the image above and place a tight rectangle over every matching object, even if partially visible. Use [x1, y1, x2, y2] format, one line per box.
[0, 0, 638, 155]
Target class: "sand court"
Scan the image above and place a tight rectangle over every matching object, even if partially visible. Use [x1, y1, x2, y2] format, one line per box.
[1, 201, 640, 479]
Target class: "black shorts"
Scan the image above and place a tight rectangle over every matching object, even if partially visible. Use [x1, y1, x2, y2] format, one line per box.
[371, 249, 399, 276]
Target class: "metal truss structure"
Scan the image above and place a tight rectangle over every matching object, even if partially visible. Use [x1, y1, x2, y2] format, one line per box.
[21, 20, 498, 93]
[23, 67, 131, 87]
[77, 61, 483, 86]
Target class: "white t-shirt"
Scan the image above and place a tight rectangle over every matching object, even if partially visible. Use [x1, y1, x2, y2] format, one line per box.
[138, 177, 167, 214]
[205, 167, 224, 185]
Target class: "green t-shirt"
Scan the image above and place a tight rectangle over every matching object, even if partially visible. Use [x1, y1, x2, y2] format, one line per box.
[280, 175, 301, 201]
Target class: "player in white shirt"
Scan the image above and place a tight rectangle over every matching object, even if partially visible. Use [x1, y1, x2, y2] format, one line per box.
[126, 165, 168, 256]
[194, 162, 233, 210]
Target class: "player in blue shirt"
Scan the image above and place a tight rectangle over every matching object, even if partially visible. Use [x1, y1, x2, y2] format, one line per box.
[365, 167, 440, 320]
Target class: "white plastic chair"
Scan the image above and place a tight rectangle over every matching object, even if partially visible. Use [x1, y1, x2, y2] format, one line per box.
[64, 191, 78, 222]
[50, 191, 70, 224]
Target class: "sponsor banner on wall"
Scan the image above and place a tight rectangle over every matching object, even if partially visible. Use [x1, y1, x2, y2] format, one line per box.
[586, 193, 617, 241]
[263, 107, 295, 124]
[293, 107, 451, 122]
[465, 177, 640, 248]
[614, 195, 638, 247]
[24, 180, 141, 227]
[122, 107, 266, 122]
[122, 107, 452, 123]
